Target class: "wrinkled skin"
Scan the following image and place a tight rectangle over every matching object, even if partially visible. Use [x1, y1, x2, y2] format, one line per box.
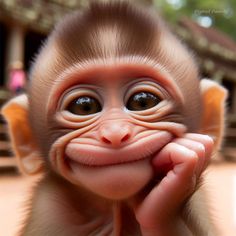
[1, 2, 225, 236]
[23, 65, 213, 236]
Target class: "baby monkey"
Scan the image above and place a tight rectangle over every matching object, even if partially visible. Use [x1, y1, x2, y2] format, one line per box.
[2, 1, 227, 235]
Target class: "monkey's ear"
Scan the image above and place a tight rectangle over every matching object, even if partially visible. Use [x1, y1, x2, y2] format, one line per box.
[1, 94, 44, 175]
[200, 79, 227, 150]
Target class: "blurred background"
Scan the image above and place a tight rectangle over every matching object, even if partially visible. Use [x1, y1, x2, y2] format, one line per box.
[0, 0, 235, 235]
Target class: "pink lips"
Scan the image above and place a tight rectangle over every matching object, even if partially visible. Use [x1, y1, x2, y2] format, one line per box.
[65, 131, 172, 167]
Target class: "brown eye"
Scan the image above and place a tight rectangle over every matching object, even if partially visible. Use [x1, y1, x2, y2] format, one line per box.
[66, 96, 102, 115]
[126, 92, 161, 111]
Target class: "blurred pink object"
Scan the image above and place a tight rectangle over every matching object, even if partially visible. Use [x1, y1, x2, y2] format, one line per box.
[8, 68, 26, 93]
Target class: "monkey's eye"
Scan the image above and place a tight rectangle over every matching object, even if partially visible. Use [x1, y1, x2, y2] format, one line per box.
[126, 92, 161, 111]
[66, 96, 102, 115]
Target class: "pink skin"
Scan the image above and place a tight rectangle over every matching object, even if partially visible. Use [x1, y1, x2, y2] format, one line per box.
[135, 133, 214, 235]
[48, 65, 187, 200]
[47, 65, 214, 235]
[65, 131, 172, 199]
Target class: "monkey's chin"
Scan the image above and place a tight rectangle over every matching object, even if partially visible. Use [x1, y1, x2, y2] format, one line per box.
[67, 158, 153, 200]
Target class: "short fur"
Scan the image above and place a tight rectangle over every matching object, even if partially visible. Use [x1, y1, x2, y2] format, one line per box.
[1, 1, 227, 236]
[29, 0, 201, 155]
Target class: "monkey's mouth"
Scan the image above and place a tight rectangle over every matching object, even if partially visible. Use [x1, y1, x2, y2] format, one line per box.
[66, 153, 154, 168]
[64, 131, 172, 167]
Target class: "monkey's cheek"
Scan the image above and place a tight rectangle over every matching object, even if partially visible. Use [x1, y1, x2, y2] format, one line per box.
[68, 159, 153, 200]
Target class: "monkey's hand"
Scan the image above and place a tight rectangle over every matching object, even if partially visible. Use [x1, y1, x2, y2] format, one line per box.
[134, 133, 214, 236]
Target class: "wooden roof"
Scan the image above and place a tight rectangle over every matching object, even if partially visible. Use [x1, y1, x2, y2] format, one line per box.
[176, 17, 236, 81]
[0, 0, 84, 33]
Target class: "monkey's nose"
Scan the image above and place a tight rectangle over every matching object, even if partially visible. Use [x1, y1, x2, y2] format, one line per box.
[99, 121, 132, 147]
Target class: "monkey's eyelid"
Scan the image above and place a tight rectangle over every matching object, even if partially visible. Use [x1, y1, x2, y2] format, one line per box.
[125, 91, 162, 112]
[124, 80, 168, 101]
[57, 88, 103, 112]
[64, 96, 102, 116]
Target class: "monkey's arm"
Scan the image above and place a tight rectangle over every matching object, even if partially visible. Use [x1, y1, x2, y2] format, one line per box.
[183, 186, 217, 236]
[133, 133, 213, 236]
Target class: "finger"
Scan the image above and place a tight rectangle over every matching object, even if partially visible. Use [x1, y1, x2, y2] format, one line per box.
[174, 138, 206, 177]
[152, 142, 197, 178]
[184, 133, 214, 157]
[183, 133, 214, 169]
[137, 143, 198, 228]
[153, 143, 198, 183]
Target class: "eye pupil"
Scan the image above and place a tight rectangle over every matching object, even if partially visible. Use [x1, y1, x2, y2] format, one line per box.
[67, 96, 102, 115]
[126, 92, 161, 111]
[140, 101, 147, 108]
[83, 105, 91, 111]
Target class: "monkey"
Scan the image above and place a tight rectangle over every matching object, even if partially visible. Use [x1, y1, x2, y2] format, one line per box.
[1, 1, 227, 235]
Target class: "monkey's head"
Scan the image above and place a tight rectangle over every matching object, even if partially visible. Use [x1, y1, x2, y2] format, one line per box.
[1, 1, 226, 200]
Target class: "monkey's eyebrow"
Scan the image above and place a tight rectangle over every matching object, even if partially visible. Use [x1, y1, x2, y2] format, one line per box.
[47, 57, 185, 111]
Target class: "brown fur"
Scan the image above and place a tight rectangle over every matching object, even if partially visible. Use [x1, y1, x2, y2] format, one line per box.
[1, 1, 227, 236]
[29, 1, 201, 155]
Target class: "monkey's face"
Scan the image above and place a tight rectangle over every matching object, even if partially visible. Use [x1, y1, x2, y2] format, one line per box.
[28, 1, 202, 200]
[39, 62, 193, 200]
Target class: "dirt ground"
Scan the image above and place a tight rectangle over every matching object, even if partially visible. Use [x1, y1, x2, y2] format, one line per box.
[0, 160, 236, 236]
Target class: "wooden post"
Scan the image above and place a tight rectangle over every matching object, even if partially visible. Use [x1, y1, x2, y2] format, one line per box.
[5, 24, 25, 85]
[231, 83, 236, 115]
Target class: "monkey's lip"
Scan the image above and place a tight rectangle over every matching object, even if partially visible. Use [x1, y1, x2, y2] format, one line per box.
[65, 131, 172, 167]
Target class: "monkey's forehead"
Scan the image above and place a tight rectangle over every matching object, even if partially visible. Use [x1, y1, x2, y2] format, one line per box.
[50, 1, 161, 62]
[29, 0, 199, 100]
[35, 1, 196, 80]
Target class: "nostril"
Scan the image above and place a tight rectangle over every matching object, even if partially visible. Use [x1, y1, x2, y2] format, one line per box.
[121, 134, 130, 142]
[102, 137, 112, 144]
